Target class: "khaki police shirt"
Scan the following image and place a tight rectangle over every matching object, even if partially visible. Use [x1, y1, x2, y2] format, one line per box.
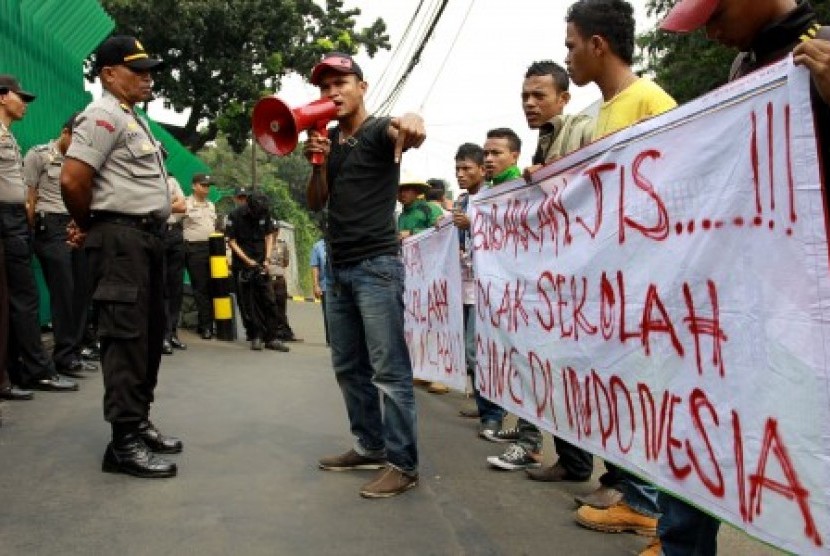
[166, 176, 185, 225]
[66, 91, 170, 219]
[183, 195, 216, 242]
[23, 141, 67, 214]
[0, 121, 26, 204]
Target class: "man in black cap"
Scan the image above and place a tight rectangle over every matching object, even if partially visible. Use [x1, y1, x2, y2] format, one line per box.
[183, 173, 217, 339]
[225, 189, 289, 352]
[304, 51, 426, 498]
[61, 35, 181, 478]
[0, 74, 76, 398]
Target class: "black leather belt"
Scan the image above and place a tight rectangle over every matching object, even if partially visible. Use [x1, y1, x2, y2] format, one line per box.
[0, 202, 25, 213]
[43, 213, 72, 222]
[91, 211, 165, 235]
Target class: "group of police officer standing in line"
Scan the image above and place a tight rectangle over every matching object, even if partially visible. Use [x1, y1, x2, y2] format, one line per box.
[0, 36, 219, 477]
[1, 34, 301, 476]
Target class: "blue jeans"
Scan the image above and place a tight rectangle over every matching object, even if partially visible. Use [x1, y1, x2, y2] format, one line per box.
[463, 304, 505, 425]
[657, 492, 720, 555]
[600, 463, 661, 518]
[326, 255, 418, 474]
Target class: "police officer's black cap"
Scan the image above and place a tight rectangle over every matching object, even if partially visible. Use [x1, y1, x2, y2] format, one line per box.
[193, 173, 214, 185]
[234, 187, 250, 197]
[0, 75, 36, 103]
[94, 35, 164, 74]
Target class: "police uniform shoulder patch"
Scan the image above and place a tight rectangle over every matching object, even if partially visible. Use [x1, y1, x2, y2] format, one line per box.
[96, 120, 116, 133]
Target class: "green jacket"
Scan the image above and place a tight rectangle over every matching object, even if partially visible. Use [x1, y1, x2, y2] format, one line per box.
[398, 198, 438, 234]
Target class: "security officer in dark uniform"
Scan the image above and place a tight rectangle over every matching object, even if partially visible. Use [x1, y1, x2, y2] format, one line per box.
[0, 74, 77, 394]
[25, 114, 97, 378]
[60, 36, 181, 479]
[226, 190, 289, 352]
[162, 175, 187, 354]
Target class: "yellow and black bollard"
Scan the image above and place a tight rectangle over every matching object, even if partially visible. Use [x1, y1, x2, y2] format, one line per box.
[209, 232, 234, 340]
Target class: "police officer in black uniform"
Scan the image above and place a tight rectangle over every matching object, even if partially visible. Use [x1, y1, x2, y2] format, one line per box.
[25, 114, 97, 378]
[0, 75, 77, 394]
[226, 190, 289, 352]
[61, 36, 181, 479]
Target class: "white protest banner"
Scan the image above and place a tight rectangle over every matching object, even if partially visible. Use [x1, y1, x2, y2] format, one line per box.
[402, 219, 466, 391]
[471, 60, 830, 554]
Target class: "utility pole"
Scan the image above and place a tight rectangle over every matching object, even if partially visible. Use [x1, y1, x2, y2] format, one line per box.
[251, 135, 258, 190]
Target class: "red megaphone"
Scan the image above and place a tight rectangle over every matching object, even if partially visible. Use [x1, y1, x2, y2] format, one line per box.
[252, 96, 338, 165]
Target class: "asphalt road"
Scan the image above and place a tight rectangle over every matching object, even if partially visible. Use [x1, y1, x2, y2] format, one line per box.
[0, 302, 782, 555]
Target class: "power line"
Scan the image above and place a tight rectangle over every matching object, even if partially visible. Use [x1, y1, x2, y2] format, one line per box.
[366, 0, 429, 108]
[369, 0, 442, 111]
[375, 0, 450, 116]
[418, 0, 474, 112]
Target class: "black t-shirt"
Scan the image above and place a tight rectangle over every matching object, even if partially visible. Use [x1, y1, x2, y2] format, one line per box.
[225, 204, 274, 266]
[326, 116, 400, 265]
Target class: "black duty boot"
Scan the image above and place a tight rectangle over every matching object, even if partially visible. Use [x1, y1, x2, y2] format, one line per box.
[102, 434, 177, 478]
[138, 420, 183, 454]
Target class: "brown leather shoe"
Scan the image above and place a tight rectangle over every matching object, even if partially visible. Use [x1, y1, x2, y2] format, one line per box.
[427, 382, 450, 394]
[574, 485, 624, 509]
[359, 465, 419, 499]
[526, 462, 590, 482]
[575, 502, 657, 536]
[318, 449, 386, 471]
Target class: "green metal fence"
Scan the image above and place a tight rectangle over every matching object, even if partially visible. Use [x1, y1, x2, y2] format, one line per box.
[1, 0, 212, 325]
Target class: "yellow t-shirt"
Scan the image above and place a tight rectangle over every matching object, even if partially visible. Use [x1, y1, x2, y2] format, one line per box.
[592, 78, 677, 140]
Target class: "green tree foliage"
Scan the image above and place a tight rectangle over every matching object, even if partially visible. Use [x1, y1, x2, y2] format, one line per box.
[199, 134, 319, 296]
[640, 0, 830, 104]
[101, 0, 389, 152]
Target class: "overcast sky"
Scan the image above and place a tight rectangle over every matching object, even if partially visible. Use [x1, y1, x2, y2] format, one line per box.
[146, 0, 657, 195]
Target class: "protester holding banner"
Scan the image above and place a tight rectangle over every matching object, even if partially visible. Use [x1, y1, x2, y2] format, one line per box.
[520, 60, 596, 485]
[648, 1, 830, 555]
[397, 174, 450, 395]
[397, 175, 438, 240]
[451, 143, 506, 430]
[482, 128, 523, 187]
[475, 127, 546, 471]
[303, 51, 425, 499]
[564, 0, 676, 536]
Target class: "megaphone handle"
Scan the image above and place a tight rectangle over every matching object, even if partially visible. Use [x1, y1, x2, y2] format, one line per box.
[311, 126, 328, 166]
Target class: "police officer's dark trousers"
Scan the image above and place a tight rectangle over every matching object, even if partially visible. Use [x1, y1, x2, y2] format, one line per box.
[85, 221, 164, 427]
[0, 203, 54, 383]
[184, 240, 211, 332]
[232, 266, 256, 340]
[271, 275, 293, 338]
[163, 223, 185, 340]
[33, 213, 87, 368]
[0, 237, 10, 388]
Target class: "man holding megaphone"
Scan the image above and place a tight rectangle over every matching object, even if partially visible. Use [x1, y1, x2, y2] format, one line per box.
[302, 51, 425, 499]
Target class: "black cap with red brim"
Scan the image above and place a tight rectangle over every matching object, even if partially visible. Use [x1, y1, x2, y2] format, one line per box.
[309, 52, 364, 86]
